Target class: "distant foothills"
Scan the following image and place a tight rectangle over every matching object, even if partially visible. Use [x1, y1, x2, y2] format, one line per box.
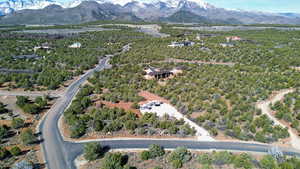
[0, 0, 300, 25]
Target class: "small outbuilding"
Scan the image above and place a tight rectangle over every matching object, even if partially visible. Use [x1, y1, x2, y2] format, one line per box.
[68, 42, 82, 48]
[168, 41, 195, 48]
[226, 36, 242, 42]
[220, 43, 234, 48]
[34, 42, 52, 52]
[144, 66, 183, 80]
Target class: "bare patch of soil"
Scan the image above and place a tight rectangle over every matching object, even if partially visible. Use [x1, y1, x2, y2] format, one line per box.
[138, 91, 170, 105]
[163, 58, 236, 66]
[95, 100, 142, 117]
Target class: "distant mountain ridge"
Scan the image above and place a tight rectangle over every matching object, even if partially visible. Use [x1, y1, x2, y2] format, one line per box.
[0, 0, 300, 25]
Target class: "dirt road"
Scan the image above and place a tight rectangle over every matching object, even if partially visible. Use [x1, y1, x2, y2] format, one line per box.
[256, 89, 300, 150]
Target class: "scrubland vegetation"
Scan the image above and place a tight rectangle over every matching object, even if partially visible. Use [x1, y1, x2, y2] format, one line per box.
[82, 143, 300, 169]
[0, 96, 50, 168]
[272, 89, 300, 135]
[83, 27, 300, 142]
[0, 28, 146, 90]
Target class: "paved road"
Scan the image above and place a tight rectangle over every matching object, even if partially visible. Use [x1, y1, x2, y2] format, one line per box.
[39, 44, 300, 169]
[39, 57, 111, 169]
[66, 140, 300, 168]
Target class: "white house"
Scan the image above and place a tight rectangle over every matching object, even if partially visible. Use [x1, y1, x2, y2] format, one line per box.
[168, 41, 195, 48]
[68, 42, 82, 48]
[220, 43, 234, 48]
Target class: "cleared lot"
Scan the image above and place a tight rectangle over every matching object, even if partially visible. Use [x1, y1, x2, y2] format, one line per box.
[140, 101, 215, 141]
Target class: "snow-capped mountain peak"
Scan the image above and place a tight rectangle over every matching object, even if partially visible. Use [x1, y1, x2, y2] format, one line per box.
[0, 0, 61, 15]
[66, 0, 213, 9]
[0, 0, 214, 16]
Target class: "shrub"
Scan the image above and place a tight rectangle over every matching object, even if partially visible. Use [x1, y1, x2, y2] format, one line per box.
[0, 146, 9, 160]
[0, 102, 8, 114]
[212, 151, 233, 166]
[0, 125, 8, 140]
[168, 147, 192, 168]
[16, 96, 29, 107]
[20, 129, 37, 145]
[140, 150, 151, 160]
[22, 104, 40, 114]
[10, 146, 21, 156]
[233, 153, 253, 169]
[12, 118, 25, 129]
[125, 120, 137, 131]
[101, 153, 124, 169]
[260, 155, 278, 169]
[131, 102, 140, 109]
[84, 143, 103, 161]
[198, 153, 212, 165]
[149, 144, 165, 158]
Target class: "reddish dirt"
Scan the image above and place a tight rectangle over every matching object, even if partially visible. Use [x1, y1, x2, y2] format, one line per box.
[95, 101, 142, 117]
[0, 120, 11, 126]
[190, 112, 203, 119]
[138, 91, 170, 105]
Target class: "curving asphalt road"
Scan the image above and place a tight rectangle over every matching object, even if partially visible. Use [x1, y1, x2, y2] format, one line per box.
[39, 45, 300, 169]
[39, 57, 111, 169]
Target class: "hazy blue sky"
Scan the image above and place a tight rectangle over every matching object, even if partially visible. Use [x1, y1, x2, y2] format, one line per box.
[206, 0, 300, 13]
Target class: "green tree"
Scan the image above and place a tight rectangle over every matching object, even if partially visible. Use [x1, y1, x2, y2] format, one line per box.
[0, 146, 9, 160]
[35, 96, 48, 108]
[149, 144, 165, 158]
[212, 151, 233, 166]
[198, 153, 212, 165]
[125, 120, 137, 131]
[16, 96, 29, 107]
[279, 162, 294, 169]
[20, 128, 37, 145]
[12, 118, 25, 129]
[140, 150, 151, 160]
[201, 164, 213, 169]
[9, 146, 21, 156]
[94, 119, 104, 131]
[83, 143, 103, 161]
[23, 104, 39, 114]
[0, 102, 8, 114]
[168, 147, 192, 168]
[0, 125, 8, 140]
[131, 102, 140, 109]
[233, 153, 253, 169]
[260, 155, 278, 169]
[101, 153, 124, 169]
[70, 121, 87, 138]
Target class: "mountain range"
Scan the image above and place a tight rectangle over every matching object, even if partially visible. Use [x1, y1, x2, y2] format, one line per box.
[0, 0, 300, 25]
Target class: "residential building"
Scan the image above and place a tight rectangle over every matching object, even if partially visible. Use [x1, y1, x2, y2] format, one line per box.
[226, 36, 242, 42]
[220, 43, 234, 48]
[168, 41, 195, 48]
[68, 42, 82, 48]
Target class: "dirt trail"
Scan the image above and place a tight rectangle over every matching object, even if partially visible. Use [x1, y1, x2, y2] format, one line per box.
[256, 88, 300, 150]
[163, 58, 236, 66]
